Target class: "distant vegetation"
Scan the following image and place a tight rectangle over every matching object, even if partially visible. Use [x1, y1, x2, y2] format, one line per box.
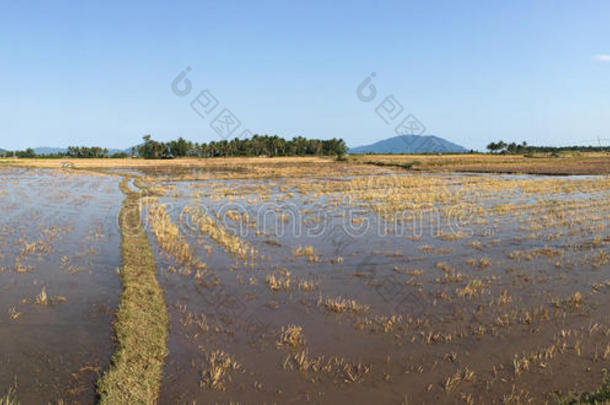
[487, 140, 609, 154]
[0, 147, 125, 159]
[0, 134, 348, 160]
[136, 135, 347, 159]
[2, 137, 607, 159]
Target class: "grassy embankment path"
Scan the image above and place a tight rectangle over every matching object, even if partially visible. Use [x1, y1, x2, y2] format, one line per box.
[97, 176, 169, 404]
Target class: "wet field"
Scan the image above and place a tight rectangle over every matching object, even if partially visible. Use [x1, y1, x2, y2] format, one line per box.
[0, 168, 122, 403]
[1, 162, 609, 404]
[139, 167, 609, 404]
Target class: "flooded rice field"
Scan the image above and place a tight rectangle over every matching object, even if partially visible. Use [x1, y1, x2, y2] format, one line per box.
[0, 168, 122, 403]
[140, 167, 609, 404]
[1, 163, 609, 404]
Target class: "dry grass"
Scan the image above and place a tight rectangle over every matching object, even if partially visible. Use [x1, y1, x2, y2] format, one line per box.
[318, 296, 370, 313]
[277, 324, 306, 349]
[283, 350, 370, 383]
[0, 156, 330, 168]
[187, 207, 255, 260]
[265, 273, 291, 291]
[349, 152, 610, 175]
[147, 201, 206, 273]
[0, 386, 17, 405]
[97, 176, 169, 404]
[7, 307, 21, 320]
[34, 287, 48, 306]
[200, 350, 241, 391]
[294, 246, 319, 263]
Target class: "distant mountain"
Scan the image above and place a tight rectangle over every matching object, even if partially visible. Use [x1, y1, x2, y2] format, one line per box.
[106, 148, 131, 155]
[124, 144, 143, 155]
[349, 135, 468, 154]
[33, 147, 67, 155]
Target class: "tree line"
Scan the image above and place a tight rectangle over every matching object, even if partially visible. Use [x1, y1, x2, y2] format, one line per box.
[487, 140, 609, 154]
[136, 135, 347, 159]
[0, 134, 348, 159]
[0, 147, 126, 159]
[66, 146, 113, 158]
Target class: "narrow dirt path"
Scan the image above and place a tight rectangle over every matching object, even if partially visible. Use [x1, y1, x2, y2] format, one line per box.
[97, 176, 169, 404]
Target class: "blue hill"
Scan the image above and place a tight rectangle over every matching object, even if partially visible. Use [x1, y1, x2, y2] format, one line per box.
[349, 135, 468, 154]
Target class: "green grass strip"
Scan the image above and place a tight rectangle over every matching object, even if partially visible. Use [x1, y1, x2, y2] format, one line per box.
[570, 380, 610, 405]
[97, 177, 169, 404]
[557, 370, 610, 405]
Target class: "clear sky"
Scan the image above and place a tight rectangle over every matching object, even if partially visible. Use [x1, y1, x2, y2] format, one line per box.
[1, 0, 609, 151]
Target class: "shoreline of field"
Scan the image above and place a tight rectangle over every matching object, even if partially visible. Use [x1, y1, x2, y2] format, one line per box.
[350, 152, 610, 176]
[1, 153, 608, 175]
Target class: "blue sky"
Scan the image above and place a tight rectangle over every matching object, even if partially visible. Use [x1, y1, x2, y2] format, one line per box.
[1, 0, 609, 151]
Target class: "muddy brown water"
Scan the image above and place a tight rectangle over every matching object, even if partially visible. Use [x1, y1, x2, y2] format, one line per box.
[143, 173, 609, 404]
[1, 167, 608, 404]
[0, 168, 122, 403]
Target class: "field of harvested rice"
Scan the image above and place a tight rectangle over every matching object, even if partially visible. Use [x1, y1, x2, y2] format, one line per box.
[0, 157, 608, 404]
